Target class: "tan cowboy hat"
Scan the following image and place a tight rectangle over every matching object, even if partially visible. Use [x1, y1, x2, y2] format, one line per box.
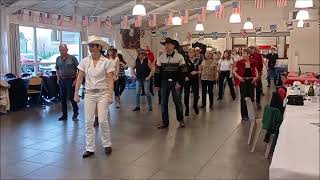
[82, 35, 110, 50]
[117, 50, 123, 55]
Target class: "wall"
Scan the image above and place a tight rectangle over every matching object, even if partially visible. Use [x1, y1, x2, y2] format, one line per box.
[288, 8, 320, 73]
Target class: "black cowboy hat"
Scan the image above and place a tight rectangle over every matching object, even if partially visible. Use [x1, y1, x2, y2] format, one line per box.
[160, 38, 180, 49]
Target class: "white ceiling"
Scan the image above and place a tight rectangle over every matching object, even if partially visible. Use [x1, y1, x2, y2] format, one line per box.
[3, 0, 233, 26]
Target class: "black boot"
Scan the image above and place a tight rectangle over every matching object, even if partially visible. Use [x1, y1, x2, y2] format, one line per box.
[82, 151, 94, 158]
[185, 107, 189, 116]
[194, 105, 199, 115]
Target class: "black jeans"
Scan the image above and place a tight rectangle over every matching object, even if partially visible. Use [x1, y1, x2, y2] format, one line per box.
[114, 76, 126, 97]
[201, 80, 215, 107]
[240, 80, 255, 119]
[161, 80, 184, 126]
[218, 71, 236, 99]
[255, 78, 262, 104]
[59, 78, 78, 116]
[184, 78, 199, 111]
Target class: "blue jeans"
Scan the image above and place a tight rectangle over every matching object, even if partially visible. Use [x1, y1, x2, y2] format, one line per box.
[136, 79, 152, 109]
[161, 80, 184, 126]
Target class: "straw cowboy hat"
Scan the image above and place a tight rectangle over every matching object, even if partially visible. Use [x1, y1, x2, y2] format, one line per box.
[82, 35, 110, 50]
[181, 41, 191, 46]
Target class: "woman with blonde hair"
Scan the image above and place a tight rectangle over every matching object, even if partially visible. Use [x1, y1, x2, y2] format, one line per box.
[74, 35, 115, 158]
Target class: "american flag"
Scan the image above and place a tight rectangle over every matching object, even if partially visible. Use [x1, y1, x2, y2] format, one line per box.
[82, 16, 89, 27]
[57, 15, 63, 26]
[70, 16, 76, 26]
[134, 16, 142, 28]
[165, 12, 173, 26]
[215, 5, 224, 19]
[232, 0, 243, 14]
[121, 15, 129, 29]
[91, 17, 101, 28]
[276, 0, 287, 7]
[16, 10, 23, 21]
[197, 7, 206, 22]
[148, 14, 157, 27]
[46, 13, 52, 24]
[180, 9, 189, 24]
[105, 16, 112, 30]
[255, 0, 265, 8]
[28, 11, 33, 22]
[39, 12, 45, 24]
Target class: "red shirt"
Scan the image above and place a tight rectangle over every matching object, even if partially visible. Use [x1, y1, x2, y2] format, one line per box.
[146, 49, 155, 64]
[234, 59, 257, 86]
[251, 52, 263, 74]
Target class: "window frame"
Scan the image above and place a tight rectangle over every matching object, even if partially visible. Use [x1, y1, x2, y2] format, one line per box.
[19, 25, 82, 75]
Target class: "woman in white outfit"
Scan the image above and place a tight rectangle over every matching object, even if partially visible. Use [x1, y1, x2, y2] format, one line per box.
[74, 35, 115, 158]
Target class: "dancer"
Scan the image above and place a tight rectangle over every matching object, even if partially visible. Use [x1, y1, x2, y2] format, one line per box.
[184, 48, 200, 116]
[55, 44, 79, 121]
[200, 50, 218, 109]
[114, 51, 128, 108]
[131, 48, 154, 111]
[74, 35, 114, 158]
[217, 50, 236, 100]
[155, 38, 187, 129]
[233, 48, 258, 121]
[265, 47, 279, 87]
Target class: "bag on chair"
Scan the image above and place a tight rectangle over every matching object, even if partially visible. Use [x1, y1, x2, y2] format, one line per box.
[286, 95, 304, 106]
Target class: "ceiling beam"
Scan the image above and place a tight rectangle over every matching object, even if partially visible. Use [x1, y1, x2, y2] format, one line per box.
[97, 1, 136, 17]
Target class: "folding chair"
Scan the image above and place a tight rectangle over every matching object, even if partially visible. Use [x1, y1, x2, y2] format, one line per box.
[245, 97, 263, 152]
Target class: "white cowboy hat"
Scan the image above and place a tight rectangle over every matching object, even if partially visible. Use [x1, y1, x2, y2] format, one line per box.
[195, 47, 202, 51]
[82, 35, 110, 50]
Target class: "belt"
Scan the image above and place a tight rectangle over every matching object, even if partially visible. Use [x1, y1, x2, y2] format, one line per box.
[85, 89, 107, 93]
[244, 77, 254, 80]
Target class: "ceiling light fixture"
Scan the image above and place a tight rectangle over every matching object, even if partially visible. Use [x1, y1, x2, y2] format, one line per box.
[172, 16, 182, 25]
[206, 0, 221, 11]
[132, 3, 146, 16]
[297, 20, 304, 27]
[229, 13, 241, 23]
[195, 23, 204, 32]
[243, 18, 253, 30]
[296, 9, 310, 21]
[295, 0, 313, 8]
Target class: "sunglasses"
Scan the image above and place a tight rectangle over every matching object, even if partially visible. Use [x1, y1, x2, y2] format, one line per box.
[88, 44, 97, 48]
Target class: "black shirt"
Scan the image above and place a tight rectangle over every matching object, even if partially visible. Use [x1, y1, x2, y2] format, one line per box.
[185, 58, 200, 80]
[266, 53, 278, 69]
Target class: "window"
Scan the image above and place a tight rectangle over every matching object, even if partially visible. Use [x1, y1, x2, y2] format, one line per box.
[20, 26, 35, 75]
[19, 26, 81, 75]
[62, 31, 80, 61]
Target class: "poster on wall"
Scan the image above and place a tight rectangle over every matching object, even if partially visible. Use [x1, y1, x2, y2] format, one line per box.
[255, 27, 262, 35]
[270, 24, 277, 33]
[161, 31, 168, 40]
[212, 32, 218, 40]
[286, 22, 293, 31]
[240, 29, 247, 38]
[199, 32, 204, 40]
[121, 28, 140, 49]
[151, 31, 156, 38]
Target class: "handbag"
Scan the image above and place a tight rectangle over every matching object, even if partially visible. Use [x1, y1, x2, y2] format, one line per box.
[287, 95, 304, 106]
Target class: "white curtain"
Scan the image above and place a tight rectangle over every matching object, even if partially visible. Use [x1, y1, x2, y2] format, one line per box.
[0, 5, 9, 74]
[8, 23, 20, 75]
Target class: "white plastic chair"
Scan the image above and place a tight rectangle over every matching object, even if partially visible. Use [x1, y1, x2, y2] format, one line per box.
[245, 97, 262, 152]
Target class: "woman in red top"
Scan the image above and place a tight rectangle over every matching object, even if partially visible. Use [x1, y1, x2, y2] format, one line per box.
[233, 49, 258, 121]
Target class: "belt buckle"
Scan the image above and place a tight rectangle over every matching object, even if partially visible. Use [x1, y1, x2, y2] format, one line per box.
[168, 79, 173, 82]
[93, 89, 100, 93]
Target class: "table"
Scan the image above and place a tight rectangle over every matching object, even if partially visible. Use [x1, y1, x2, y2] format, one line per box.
[269, 96, 320, 180]
[284, 72, 319, 85]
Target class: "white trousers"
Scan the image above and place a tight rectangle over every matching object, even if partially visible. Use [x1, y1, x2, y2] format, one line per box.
[84, 91, 112, 152]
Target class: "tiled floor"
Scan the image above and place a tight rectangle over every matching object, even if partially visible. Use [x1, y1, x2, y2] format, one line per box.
[1, 86, 273, 180]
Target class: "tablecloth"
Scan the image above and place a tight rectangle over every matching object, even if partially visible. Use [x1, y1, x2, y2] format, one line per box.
[269, 98, 320, 180]
[0, 80, 10, 113]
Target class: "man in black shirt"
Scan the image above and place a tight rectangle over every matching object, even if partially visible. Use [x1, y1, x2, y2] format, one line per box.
[184, 48, 201, 116]
[154, 38, 187, 129]
[265, 47, 279, 87]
